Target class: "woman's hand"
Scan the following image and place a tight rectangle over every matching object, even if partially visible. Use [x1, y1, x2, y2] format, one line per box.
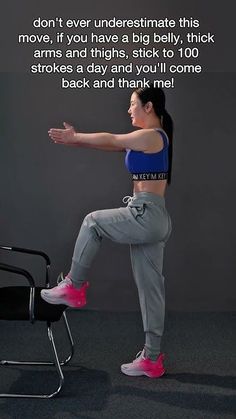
[48, 122, 77, 145]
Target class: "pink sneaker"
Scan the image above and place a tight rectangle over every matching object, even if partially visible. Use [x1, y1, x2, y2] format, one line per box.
[121, 350, 165, 378]
[40, 274, 89, 308]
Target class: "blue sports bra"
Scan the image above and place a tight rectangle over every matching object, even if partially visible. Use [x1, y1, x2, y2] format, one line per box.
[125, 129, 169, 181]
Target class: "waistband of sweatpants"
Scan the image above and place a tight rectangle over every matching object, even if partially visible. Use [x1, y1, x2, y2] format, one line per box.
[131, 192, 165, 207]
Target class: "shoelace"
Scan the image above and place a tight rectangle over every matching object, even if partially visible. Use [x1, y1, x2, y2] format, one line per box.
[122, 195, 134, 205]
[57, 273, 71, 287]
[134, 349, 145, 361]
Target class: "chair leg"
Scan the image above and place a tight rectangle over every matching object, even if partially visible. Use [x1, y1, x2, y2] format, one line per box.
[0, 313, 74, 367]
[60, 311, 75, 365]
[0, 315, 75, 398]
[46, 324, 64, 398]
[0, 324, 64, 398]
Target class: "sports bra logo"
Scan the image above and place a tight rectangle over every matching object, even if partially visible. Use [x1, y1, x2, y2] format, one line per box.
[132, 172, 168, 181]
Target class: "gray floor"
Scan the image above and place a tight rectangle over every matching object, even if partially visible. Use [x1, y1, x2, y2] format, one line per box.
[0, 311, 235, 419]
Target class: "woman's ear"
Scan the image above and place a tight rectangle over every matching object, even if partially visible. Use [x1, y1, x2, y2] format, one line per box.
[144, 101, 153, 113]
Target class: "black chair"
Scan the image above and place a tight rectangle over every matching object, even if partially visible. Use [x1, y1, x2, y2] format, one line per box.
[0, 245, 74, 398]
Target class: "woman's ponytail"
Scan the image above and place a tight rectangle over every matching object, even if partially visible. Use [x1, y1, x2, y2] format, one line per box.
[162, 109, 173, 185]
[135, 85, 174, 185]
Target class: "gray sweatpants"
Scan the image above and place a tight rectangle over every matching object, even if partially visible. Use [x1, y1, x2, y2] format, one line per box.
[68, 191, 172, 360]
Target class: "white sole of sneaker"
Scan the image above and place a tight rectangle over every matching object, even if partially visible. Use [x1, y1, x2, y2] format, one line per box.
[40, 290, 85, 308]
[40, 291, 69, 306]
[121, 366, 165, 378]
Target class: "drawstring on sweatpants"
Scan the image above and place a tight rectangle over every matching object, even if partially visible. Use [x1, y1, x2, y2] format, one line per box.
[122, 196, 134, 205]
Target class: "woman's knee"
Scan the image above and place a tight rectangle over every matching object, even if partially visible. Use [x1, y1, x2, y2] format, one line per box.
[83, 212, 92, 225]
[82, 212, 101, 239]
[83, 211, 99, 227]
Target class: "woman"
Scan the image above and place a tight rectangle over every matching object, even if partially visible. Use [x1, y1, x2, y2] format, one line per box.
[41, 84, 173, 378]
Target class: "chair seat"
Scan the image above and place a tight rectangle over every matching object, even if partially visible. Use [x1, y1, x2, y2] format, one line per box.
[0, 287, 67, 322]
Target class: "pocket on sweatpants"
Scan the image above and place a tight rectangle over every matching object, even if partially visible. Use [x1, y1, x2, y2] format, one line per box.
[164, 213, 172, 242]
[129, 203, 146, 218]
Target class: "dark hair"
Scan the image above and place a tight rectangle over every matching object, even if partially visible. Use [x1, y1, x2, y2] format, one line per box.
[135, 84, 173, 184]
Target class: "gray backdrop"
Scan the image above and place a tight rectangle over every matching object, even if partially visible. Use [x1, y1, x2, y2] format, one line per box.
[1, 0, 236, 311]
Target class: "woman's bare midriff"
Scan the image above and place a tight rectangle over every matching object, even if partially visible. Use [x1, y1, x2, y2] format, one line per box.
[133, 180, 167, 197]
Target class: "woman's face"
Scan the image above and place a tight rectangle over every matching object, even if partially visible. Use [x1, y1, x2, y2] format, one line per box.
[128, 92, 147, 128]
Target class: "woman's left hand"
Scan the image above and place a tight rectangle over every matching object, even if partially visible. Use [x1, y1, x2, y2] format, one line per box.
[48, 122, 77, 145]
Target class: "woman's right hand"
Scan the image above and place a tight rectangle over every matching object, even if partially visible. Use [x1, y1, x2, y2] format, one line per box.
[48, 122, 77, 145]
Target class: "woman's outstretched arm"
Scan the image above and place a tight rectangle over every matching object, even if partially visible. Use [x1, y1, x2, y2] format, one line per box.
[49, 122, 164, 152]
[49, 123, 125, 151]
